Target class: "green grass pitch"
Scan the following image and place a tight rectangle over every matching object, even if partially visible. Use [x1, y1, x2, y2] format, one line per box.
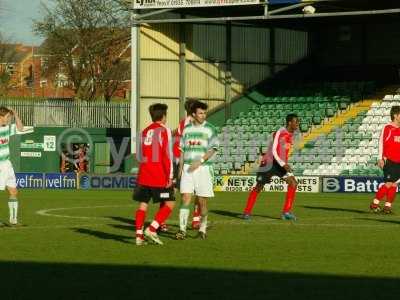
[1, 190, 400, 299]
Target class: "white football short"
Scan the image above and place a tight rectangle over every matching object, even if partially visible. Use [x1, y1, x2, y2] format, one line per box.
[0, 160, 17, 190]
[180, 164, 214, 197]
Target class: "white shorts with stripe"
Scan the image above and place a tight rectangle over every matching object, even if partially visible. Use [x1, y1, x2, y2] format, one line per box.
[0, 160, 17, 190]
[180, 164, 214, 197]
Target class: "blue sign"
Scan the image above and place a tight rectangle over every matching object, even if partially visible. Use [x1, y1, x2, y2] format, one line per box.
[79, 174, 136, 189]
[322, 177, 398, 193]
[45, 173, 77, 189]
[16, 173, 44, 189]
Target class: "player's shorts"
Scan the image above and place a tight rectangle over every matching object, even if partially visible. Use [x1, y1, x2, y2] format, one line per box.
[256, 159, 294, 185]
[180, 164, 214, 197]
[0, 160, 17, 190]
[383, 159, 400, 183]
[133, 185, 175, 203]
[173, 160, 180, 187]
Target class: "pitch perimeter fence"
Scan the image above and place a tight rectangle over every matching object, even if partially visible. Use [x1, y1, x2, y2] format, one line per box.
[0, 99, 130, 128]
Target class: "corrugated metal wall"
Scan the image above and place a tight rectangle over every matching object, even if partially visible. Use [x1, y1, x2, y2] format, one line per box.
[275, 28, 308, 64]
[138, 24, 309, 129]
[139, 98, 180, 130]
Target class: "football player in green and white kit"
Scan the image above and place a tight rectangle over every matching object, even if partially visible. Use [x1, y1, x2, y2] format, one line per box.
[176, 101, 219, 240]
[0, 107, 26, 226]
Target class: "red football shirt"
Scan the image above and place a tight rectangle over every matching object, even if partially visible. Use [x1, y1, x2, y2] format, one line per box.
[137, 122, 173, 187]
[379, 123, 400, 163]
[261, 127, 293, 167]
[172, 116, 191, 160]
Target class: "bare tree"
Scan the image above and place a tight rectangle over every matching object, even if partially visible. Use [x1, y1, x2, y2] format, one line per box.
[34, 0, 130, 101]
[0, 33, 18, 96]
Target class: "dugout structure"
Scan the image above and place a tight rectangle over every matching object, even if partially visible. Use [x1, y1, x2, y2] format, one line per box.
[129, 0, 400, 151]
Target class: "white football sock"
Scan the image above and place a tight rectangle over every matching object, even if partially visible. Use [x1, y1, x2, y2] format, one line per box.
[179, 207, 190, 232]
[199, 215, 208, 233]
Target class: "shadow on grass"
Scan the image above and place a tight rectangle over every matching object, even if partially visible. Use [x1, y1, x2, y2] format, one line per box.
[73, 228, 132, 244]
[357, 217, 400, 225]
[302, 206, 368, 214]
[106, 216, 133, 225]
[1, 261, 399, 299]
[211, 209, 281, 220]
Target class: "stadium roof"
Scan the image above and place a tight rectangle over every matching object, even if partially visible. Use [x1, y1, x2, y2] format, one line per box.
[131, 0, 400, 26]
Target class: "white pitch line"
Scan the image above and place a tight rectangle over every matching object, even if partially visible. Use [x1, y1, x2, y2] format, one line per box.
[36, 204, 135, 220]
[31, 205, 400, 230]
[1, 220, 400, 231]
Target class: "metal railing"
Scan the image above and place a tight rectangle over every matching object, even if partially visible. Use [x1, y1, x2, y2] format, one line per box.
[0, 99, 130, 128]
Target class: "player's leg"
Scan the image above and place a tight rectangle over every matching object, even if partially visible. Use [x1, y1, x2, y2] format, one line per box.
[159, 161, 180, 232]
[382, 159, 400, 214]
[242, 171, 270, 219]
[193, 165, 214, 238]
[176, 193, 192, 239]
[197, 197, 208, 239]
[383, 182, 396, 214]
[370, 183, 389, 212]
[158, 202, 168, 232]
[282, 176, 298, 221]
[6, 161, 18, 225]
[132, 185, 150, 245]
[145, 188, 175, 245]
[192, 196, 201, 229]
[7, 187, 18, 225]
[176, 165, 194, 239]
[373, 160, 397, 213]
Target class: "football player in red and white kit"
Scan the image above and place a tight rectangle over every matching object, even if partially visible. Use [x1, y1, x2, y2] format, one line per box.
[133, 103, 174, 245]
[242, 114, 300, 221]
[159, 98, 202, 232]
[370, 105, 400, 214]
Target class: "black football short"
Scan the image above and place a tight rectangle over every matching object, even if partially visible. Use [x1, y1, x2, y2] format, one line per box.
[173, 161, 180, 188]
[133, 185, 175, 203]
[256, 159, 291, 185]
[383, 159, 400, 183]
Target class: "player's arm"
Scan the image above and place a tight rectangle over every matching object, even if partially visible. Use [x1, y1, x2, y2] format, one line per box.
[188, 129, 219, 172]
[272, 130, 291, 172]
[161, 128, 173, 188]
[377, 126, 388, 169]
[10, 108, 24, 132]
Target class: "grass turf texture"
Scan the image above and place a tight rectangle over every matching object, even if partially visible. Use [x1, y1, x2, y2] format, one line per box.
[1, 190, 400, 299]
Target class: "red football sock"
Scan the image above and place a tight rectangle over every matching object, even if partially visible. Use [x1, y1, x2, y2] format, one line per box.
[135, 209, 146, 237]
[386, 186, 398, 203]
[375, 185, 388, 201]
[244, 188, 260, 215]
[282, 185, 297, 213]
[159, 202, 166, 225]
[150, 206, 172, 232]
[193, 204, 201, 222]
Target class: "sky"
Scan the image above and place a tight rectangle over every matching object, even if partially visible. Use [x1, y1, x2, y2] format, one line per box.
[1, 0, 50, 46]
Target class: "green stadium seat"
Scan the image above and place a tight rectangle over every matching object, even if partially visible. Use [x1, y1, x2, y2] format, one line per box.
[300, 123, 309, 132]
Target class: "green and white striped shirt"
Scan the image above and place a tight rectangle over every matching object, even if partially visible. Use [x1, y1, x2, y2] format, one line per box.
[180, 121, 219, 165]
[0, 124, 16, 162]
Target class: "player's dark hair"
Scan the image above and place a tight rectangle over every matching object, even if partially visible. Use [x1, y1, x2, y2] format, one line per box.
[149, 103, 168, 122]
[390, 105, 400, 121]
[0, 106, 11, 116]
[184, 98, 199, 114]
[286, 113, 298, 125]
[191, 101, 208, 115]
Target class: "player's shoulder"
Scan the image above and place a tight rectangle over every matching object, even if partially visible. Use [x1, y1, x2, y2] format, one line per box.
[383, 123, 399, 131]
[274, 127, 288, 136]
[204, 121, 217, 132]
[143, 122, 169, 133]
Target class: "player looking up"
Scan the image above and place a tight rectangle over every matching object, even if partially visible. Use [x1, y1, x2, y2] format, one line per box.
[0, 107, 25, 226]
